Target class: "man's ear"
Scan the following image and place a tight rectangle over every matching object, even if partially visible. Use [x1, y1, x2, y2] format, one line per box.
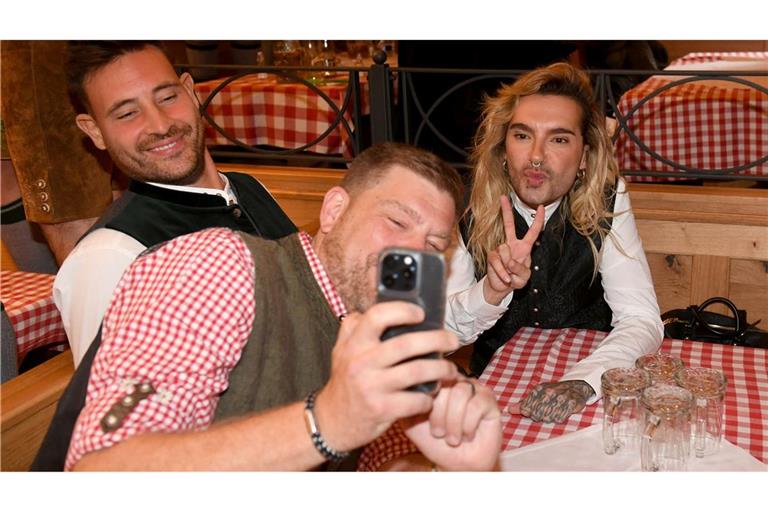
[179, 71, 201, 107]
[318, 186, 350, 234]
[75, 114, 106, 150]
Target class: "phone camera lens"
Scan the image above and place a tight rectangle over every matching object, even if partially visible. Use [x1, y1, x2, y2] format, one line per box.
[383, 275, 395, 288]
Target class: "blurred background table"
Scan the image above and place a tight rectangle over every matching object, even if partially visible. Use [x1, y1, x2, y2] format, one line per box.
[615, 52, 768, 182]
[481, 327, 767, 466]
[195, 71, 371, 158]
[1, 270, 66, 365]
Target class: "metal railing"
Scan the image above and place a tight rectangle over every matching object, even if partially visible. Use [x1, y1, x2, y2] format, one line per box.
[180, 54, 768, 181]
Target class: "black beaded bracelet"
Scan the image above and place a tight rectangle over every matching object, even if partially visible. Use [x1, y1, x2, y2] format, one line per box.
[303, 390, 350, 463]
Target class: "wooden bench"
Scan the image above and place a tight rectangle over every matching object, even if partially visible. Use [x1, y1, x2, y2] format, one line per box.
[2, 165, 765, 471]
[0, 350, 73, 471]
[219, 163, 345, 230]
[630, 183, 768, 320]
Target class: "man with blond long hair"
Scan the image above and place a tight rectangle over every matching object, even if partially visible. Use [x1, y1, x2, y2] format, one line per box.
[445, 62, 662, 423]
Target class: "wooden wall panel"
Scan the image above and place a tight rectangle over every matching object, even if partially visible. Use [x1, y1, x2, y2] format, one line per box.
[729, 259, 768, 323]
[645, 253, 693, 313]
[690, 255, 732, 315]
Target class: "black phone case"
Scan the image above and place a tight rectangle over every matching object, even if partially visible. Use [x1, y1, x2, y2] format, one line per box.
[376, 248, 446, 393]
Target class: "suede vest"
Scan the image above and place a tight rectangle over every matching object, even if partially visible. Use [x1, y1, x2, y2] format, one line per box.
[84, 172, 297, 247]
[464, 192, 617, 376]
[214, 233, 340, 421]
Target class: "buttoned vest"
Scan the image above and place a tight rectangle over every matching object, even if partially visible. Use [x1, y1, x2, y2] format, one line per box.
[463, 190, 617, 376]
[84, 171, 297, 246]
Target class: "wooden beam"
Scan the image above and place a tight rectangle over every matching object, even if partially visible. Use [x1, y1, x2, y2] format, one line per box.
[637, 220, 768, 260]
[628, 184, 768, 227]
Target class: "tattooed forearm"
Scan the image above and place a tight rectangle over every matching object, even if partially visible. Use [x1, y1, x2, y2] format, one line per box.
[520, 380, 595, 423]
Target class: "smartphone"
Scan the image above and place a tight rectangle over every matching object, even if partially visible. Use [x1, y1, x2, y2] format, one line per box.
[376, 248, 446, 393]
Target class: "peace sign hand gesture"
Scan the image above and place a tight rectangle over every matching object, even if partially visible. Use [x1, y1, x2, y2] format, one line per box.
[482, 195, 544, 306]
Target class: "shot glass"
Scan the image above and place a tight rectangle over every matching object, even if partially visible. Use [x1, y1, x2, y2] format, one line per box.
[601, 367, 651, 455]
[635, 353, 684, 384]
[674, 367, 727, 458]
[640, 384, 693, 471]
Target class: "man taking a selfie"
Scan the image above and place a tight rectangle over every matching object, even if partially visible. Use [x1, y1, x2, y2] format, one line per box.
[58, 143, 503, 471]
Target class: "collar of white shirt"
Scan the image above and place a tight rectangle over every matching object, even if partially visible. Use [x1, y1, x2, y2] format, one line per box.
[146, 173, 238, 205]
[509, 192, 562, 227]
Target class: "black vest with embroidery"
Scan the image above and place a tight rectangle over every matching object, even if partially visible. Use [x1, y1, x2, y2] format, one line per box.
[464, 191, 617, 376]
[84, 171, 297, 246]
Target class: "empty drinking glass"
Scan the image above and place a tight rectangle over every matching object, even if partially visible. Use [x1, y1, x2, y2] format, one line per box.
[640, 384, 693, 471]
[601, 367, 651, 455]
[674, 367, 727, 457]
[635, 353, 684, 384]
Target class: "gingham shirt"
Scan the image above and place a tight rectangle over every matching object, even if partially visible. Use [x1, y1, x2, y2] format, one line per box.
[65, 229, 346, 470]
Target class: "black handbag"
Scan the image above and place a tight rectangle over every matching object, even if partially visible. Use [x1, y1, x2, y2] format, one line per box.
[662, 296, 768, 349]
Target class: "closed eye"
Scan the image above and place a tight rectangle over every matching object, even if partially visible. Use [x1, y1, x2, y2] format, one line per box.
[116, 110, 137, 120]
[160, 93, 178, 104]
[388, 217, 406, 229]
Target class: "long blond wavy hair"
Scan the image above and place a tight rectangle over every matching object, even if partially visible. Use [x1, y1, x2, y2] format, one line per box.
[466, 63, 623, 279]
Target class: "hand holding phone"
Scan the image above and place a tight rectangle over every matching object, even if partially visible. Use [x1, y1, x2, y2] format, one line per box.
[376, 248, 446, 393]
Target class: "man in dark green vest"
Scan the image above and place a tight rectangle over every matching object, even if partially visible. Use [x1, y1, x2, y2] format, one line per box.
[64, 143, 503, 471]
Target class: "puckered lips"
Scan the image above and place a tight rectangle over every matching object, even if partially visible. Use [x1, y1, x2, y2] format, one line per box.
[523, 169, 548, 187]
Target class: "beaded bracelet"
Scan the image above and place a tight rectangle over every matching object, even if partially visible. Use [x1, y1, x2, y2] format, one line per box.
[303, 390, 350, 463]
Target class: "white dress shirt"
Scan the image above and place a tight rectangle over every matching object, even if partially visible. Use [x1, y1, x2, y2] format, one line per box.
[54, 175, 237, 367]
[445, 178, 663, 402]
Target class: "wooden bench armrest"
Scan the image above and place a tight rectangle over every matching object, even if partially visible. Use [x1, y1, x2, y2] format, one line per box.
[1, 350, 74, 471]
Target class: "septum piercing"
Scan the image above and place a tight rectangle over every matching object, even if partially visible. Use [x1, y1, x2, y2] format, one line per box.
[530, 160, 542, 169]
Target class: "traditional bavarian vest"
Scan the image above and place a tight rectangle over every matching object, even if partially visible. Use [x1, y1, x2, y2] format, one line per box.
[463, 189, 617, 376]
[85, 171, 297, 246]
[214, 233, 340, 420]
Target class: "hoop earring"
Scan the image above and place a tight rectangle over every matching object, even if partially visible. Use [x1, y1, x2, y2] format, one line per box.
[502, 159, 509, 172]
[577, 168, 586, 180]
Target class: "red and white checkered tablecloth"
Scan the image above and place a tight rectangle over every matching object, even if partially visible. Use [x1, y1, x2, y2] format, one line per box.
[358, 327, 768, 470]
[615, 52, 767, 182]
[0, 270, 66, 360]
[672, 52, 768, 66]
[195, 74, 370, 158]
[481, 327, 768, 464]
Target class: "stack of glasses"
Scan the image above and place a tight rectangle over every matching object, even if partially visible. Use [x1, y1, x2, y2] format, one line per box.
[601, 353, 727, 471]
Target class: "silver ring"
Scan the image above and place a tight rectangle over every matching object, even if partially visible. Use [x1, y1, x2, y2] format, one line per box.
[530, 160, 542, 169]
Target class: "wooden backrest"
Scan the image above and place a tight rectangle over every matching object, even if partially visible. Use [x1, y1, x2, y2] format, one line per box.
[219, 163, 345, 230]
[0, 350, 74, 471]
[629, 183, 768, 319]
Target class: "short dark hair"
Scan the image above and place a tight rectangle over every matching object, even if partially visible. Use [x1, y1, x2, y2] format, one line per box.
[66, 41, 169, 113]
[342, 142, 464, 219]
